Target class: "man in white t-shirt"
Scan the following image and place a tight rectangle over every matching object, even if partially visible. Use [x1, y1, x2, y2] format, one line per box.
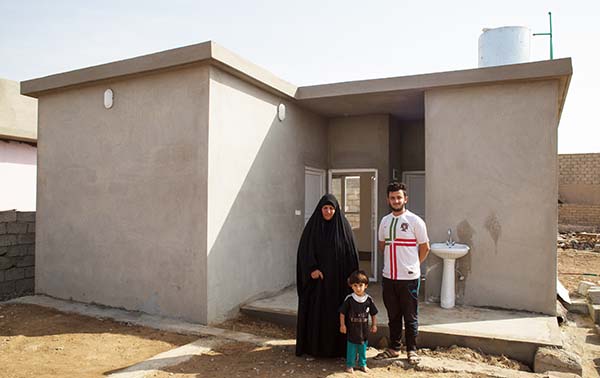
[374, 182, 429, 364]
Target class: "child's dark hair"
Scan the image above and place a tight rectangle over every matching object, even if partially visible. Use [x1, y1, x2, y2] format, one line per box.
[387, 181, 407, 197]
[348, 270, 369, 285]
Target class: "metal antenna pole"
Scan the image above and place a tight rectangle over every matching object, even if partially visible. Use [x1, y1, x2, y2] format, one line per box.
[533, 11, 553, 60]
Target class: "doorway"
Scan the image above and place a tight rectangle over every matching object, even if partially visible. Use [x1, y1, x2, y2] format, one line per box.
[328, 169, 378, 281]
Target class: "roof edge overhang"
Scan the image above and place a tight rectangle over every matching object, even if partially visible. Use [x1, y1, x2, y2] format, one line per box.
[20, 41, 298, 99]
[297, 58, 572, 119]
[0, 133, 37, 145]
[20, 41, 572, 122]
[297, 58, 572, 99]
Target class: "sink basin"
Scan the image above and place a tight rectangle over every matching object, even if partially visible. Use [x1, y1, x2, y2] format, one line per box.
[430, 242, 470, 309]
[430, 243, 470, 260]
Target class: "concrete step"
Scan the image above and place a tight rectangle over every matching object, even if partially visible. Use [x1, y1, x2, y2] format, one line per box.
[589, 303, 600, 325]
[565, 297, 589, 315]
[588, 287, 600, 305]
[241, 284, 562, 366]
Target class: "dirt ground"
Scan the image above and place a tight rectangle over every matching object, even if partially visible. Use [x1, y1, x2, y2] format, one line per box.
[0, 303, 197, 378]
[566, 314, 600, 378]
[145, 341, 482, 378]
[193, 314, 529, 378]
[558, 247, 600, 295]
[0, 304, 486, 378]
[0, 243, 598, 378]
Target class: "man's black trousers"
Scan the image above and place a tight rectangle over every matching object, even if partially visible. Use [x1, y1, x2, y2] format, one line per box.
[382, 277, 420, 352]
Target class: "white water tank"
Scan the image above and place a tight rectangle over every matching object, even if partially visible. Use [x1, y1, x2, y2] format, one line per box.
[478, 26, 531, 67]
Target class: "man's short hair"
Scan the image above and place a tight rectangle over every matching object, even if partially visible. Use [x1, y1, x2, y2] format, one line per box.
[348, 270, 369, 285]
[387, 181, 407, 197]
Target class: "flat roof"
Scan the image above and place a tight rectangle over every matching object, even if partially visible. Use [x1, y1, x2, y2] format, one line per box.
[21, 41, 572, 120]
[297, 58, 572, 120]
[20, 41, 297, 99]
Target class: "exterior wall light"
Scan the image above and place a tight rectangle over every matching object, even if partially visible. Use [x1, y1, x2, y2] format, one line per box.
[277, 103, 286, 121]
[104, 89, 114, 109]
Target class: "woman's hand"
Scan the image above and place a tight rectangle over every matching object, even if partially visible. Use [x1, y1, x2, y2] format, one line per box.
[310, 269, 324, 280]
[340, 324, 347, 334]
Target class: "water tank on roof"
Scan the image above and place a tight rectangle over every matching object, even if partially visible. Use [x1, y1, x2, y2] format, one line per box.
[478, 26, 531, 67]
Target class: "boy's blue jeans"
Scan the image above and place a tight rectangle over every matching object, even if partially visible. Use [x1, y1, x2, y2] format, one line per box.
[346, 341, 367, 367]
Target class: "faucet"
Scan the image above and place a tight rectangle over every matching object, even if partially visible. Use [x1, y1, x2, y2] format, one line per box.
[446, 228, 455, 247]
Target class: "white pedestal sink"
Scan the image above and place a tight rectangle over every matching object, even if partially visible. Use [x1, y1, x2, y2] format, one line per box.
[430, 242, 470, 309]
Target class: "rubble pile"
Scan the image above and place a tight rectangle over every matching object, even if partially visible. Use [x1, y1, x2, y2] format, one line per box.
[558, 232, 600, 251]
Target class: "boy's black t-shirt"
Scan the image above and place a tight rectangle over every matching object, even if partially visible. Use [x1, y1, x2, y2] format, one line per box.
[338, 293, 378, 344]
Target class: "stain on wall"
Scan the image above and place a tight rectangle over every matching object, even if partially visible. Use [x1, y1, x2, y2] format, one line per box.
[484, 213, 501, 254]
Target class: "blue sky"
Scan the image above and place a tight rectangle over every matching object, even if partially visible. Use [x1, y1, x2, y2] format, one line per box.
[1, 0, 598, 153]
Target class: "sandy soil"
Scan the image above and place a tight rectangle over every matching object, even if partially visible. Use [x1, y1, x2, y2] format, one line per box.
[216, 313, 295, 340]
[0, 303, 197, 378]
[146, 341, 481, 378]
[562, 314, 600, 378]
[558, 248, 600, 295]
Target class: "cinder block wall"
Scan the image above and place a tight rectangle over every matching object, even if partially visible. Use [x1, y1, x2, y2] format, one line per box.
[558, 204, 600, 231]
[558, 153, 600, 229]
[559, 153, 600, 188]
[0, 210, 35, 300]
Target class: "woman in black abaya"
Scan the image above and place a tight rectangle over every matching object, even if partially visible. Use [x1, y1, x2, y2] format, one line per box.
[296, 194, 359, 357]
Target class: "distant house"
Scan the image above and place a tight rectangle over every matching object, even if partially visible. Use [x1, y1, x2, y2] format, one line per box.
[21, 42, 571, 323]
[0, 78, 37, 211]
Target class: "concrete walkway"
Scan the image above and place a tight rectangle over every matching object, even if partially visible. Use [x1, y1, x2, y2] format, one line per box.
[241, 284, 562, 365]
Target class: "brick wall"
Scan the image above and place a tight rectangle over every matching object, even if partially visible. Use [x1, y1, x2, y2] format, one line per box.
[559, 153, 600, 186]
[0, 210, 35, 300]
[558, 204, 600, 232]
[558, 153, 600, 229]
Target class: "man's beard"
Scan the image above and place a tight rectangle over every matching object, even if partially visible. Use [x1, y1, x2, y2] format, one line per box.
[390, 204, 405, 212]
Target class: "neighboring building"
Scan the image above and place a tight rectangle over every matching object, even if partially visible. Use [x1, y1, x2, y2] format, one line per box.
[558, 153, 600, 231]
[0, 78, 37, 211]
[21, 42, 571, 323]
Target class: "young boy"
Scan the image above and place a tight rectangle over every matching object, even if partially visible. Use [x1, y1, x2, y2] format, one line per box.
[339, 270, 378, 373]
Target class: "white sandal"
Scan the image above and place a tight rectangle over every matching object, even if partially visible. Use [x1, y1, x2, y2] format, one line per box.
[408, 350, 420, 365]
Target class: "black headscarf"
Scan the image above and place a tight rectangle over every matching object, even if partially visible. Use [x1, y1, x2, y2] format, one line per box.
[296, 194, 358, 295]
[295, 193, 359, 357]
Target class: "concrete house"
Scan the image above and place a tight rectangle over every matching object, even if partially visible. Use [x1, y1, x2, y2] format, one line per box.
[21, 41, 571, 324]
[1, 78, 37, 211]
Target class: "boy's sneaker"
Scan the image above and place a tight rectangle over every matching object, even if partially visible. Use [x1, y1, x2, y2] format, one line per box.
[407, 350, 420, 365]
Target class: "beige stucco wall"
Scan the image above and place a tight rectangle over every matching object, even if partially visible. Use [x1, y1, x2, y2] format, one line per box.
[0, 78, 37, 141]
[425, 80, 559, 314]
[36, 66, 209, 322]
[207, 66, 327, 323]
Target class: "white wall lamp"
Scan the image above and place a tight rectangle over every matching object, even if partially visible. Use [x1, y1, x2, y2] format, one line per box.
[277, 103, 286, 121]
[104, 89, 114, 109]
